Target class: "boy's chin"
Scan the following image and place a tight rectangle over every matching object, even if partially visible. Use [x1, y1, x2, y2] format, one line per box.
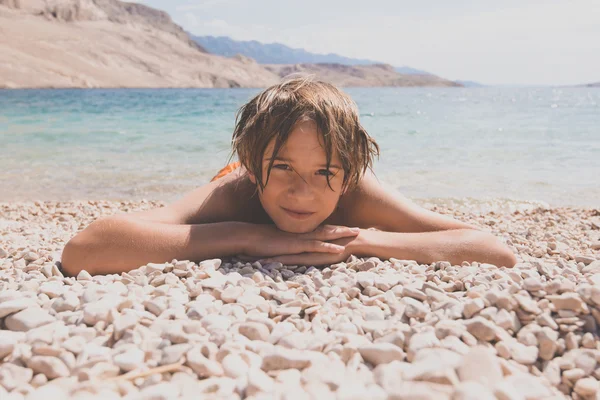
[274, 220, 320, 234]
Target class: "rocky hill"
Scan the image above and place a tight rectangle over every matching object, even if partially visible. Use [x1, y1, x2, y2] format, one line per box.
[0, 0, 462, 88]
[0, 0, 279, 88]
[265, 63, 462, 87]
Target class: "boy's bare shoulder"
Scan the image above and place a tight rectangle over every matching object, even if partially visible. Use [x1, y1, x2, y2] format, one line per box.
[186, 168, 267, 225]
[126, 168, 266, 225]
[336, 171, 477, 232]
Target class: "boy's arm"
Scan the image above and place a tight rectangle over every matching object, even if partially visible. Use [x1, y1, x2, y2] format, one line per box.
[352, 228, 517, 267]
[61, 217, 358, 276]
[261, 228, 517, 268]
[61, 216, 252, 276]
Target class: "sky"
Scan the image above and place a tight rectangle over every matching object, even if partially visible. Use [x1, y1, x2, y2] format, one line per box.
[137, 0, 599, 86]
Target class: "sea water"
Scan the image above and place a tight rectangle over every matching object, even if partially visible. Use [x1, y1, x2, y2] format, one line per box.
[1, 87, 598, 209]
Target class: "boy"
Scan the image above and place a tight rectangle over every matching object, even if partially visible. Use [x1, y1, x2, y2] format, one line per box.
[61, 76, 517, 276]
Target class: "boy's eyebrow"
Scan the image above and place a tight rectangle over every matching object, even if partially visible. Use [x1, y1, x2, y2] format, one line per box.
[265, 156, 342, 169]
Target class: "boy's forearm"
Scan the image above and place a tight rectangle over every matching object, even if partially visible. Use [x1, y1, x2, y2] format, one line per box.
[61, 217, 251, 276]
[353, 228, 517, 268]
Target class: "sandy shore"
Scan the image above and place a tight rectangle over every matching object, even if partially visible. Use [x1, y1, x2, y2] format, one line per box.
[1, 200, 600, 399]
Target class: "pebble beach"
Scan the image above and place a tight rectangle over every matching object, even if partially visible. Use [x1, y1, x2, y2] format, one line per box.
[1, 199, 600, 400]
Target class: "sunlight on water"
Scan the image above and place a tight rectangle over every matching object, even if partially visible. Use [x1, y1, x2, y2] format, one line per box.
[1, 87, 599, 208]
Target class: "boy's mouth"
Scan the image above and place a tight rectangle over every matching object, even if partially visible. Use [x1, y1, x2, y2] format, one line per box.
[281, 206, 315, 220]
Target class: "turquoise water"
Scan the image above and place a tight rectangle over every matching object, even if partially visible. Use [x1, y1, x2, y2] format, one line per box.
[1, 87, 599, 208]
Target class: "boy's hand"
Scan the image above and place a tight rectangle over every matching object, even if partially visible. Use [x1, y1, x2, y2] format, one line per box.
[256, 235, 360, 266]
[240, 224, 360, 259]
[239, 232, 364, 266]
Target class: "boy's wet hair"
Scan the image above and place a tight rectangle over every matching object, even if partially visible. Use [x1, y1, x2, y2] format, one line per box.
[230, 75, 380, 193]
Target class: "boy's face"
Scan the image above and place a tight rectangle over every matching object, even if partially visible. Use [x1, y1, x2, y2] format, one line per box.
[248, 120, 345, 233]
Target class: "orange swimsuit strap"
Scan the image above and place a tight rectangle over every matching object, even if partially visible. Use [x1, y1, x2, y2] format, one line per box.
[210, 161, 241, 182]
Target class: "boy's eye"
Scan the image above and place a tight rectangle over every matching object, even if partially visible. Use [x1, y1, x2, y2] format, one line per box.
[318, 169, 334, 176]
[273, 164, 291, 170]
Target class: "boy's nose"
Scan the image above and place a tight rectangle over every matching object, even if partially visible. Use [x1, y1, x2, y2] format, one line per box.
[288, 174, 314, 199]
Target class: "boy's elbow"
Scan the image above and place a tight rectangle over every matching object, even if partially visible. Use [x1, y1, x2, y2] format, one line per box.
[479, 231, 517, 268]
[495, 248, 518, 268]
[61, 237, 94, 277]
[61, 217, 116, 276]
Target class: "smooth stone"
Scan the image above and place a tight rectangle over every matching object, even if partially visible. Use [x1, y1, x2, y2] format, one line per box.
[0, 298, 37, 318]
[39, 282, 65, 298]
[82, 300, 113, 326]
[358, 343, 406, 366]
[403, 350, 461, 386]
[402, 297, 429, 319]
[452, 381, 496, 400]
[113, 348, 145, 372]
[22, 384, 68, 400]
[583, 260, 600, 274]
[0, 331, 24, 359]
[261, 348, 322, 371]
[373, 361, 413, 391]
[0, 363, 34, 391]
[574, 377, 599, 397]
[576, 255, 597, 265]
[356, 272, 377, 288]
[277, 332, 314, 350]
[23, 251, 39, 262]
[5, 308, 55, 332]
[113, 312, 139, 338]
[457, 347, 503, 386]
[246, 368, 275, 397]
[220, 286, 244, 303]
[52, 291, 81, 313]
[26, 356, 70, 379]
[407, 331, 441, 358]
[61, 336, 87, 354]
[463, 298, 485, 319]
[160, 344, 191, 366]
[76, 269, 93, 281]
[505, 340, 539, 364]
[547, 293, 585, 312]
[439, 336, 470, 355]
[221, 353, 249, 378]
[238, 321, 270, 341]
[363, 305, 385, 321]
[496, 374, 553, 399]
[136, 382, 179, 399]
[186, 347, 224, 378]
[464, 317, 497, 341]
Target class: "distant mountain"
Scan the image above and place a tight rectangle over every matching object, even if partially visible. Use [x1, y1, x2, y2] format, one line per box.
[192, 35, 432, 76]
[265, 63, 461, 88]
[455, 80, 485, 87]
[395, 66, 431, 75]
[584, 82, 600, 87]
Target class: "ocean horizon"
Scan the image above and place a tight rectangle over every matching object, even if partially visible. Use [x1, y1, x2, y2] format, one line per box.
[1, 87, 598, 211]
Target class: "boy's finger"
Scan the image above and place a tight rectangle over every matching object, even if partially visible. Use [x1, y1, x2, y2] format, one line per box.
[320, 226, 359, 239]
[306, 240, 345, 253]
[302, 226, 360, 240]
